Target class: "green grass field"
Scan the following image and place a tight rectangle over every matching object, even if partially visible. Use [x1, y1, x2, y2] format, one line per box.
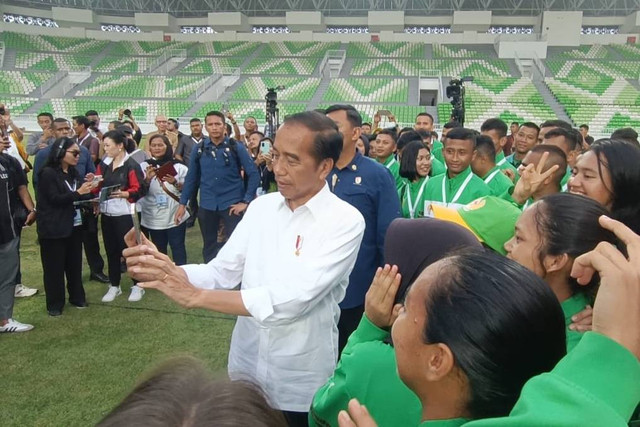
[1, 221, 235, 426]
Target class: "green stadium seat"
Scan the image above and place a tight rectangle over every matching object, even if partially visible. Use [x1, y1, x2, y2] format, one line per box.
[259, 42, 340, 58]
[347, 42, 424, 58]
[323, 78, 409, 103]
[77, 75, 203, 98]
[243, 58, 317, 75]
[0, 71, 52, 95]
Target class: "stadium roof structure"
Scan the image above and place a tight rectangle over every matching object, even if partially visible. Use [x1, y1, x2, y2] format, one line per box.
[4, 0, 640, 17]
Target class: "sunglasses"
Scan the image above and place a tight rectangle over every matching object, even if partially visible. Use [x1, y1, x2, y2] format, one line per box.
[67, 150, 81, 157]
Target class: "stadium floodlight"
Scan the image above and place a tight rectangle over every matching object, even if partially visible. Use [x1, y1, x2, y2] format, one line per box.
[3, 13, 58, 27]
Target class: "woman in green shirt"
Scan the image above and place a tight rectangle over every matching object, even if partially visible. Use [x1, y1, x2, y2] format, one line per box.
[390, 250, 566, 425]
[398, 141, 434, 219]
[504, 193, 618, 351]
[310, 218, 482, 427]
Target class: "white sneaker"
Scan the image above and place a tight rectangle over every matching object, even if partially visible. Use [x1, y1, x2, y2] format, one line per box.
[101, 286, 122, 302]
[15, 284, 38, 298]
[0, 318, 34, 333]
[128, 285, 145, 302]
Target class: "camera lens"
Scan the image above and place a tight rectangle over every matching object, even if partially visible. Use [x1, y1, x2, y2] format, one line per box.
[123, 109, 132, 117]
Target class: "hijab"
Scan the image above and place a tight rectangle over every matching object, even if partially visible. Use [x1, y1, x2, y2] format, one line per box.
[384, 218, 482, 303]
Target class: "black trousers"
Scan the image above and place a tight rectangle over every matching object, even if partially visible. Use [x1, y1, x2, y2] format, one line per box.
[40, 228, 86, 312]
[198, 207, 242, 263]
[338, 304, 365, 354]
[82, 212, 105, 274]
[101, 215, 133, 287]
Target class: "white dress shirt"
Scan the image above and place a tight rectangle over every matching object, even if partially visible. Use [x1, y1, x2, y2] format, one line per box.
[181, 183, 365, 411]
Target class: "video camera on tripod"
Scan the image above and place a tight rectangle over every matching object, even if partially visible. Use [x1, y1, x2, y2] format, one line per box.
[265, 85, 285, 138]
[445, 76, 473, 126]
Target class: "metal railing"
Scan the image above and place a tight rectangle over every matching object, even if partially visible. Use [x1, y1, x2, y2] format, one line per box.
[149, 49, 187, 75]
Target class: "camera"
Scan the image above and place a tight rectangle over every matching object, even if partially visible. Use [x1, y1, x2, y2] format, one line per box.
[264, 86, 285, 139]
[123, 109, 132, 118]
[445, 77, 473, 126]
[0, 106, 5, 116]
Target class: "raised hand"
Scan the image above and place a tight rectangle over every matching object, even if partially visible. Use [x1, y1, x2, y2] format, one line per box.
[512, 151, 559, 204]
[571, 215, 640, 359]
[364, 265, 402, 328]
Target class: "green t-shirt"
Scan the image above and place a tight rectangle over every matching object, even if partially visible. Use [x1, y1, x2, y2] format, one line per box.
[400, 177, 430, 218]
[482, 166, 514, 197]
[431, 156, 446, 176]
[310, 315, 422, 427]
[496, 152, 518, 175]
[432, 146, 445, 164]
[561, 292, 590, 352]
[418, 333, 640, 426]
[423, 166, 492, 209]
[381, 155, 404, 191]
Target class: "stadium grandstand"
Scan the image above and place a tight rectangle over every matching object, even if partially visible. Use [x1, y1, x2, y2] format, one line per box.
[0, 1, 639, 137]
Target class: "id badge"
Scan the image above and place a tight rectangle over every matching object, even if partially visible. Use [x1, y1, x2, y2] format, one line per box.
[73, 209, 82, 227]
[155, 193, 168, 208]
[256, 187, 265, 197]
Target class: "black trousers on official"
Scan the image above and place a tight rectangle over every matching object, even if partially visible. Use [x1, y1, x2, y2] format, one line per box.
[82, 212, 105, 275]
[101, 215, 134, 288]
[338, 304, 365, 354]
[198, 207, 242, 263]
[40, 228, 86, 312]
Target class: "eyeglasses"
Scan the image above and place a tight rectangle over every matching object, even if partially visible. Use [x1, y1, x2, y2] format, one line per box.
[66, 150, 81, 157]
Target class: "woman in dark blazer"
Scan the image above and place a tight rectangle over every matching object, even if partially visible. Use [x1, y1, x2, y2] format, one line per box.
[37, 137, 96, 316]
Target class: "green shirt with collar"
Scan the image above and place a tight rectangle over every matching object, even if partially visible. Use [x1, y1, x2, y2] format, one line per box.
[482, 165, 515, 197]
[310, 315, 421, 427]
[400, 176, 430, 218]
[431, 156, 446, 176]
[496, 151, 518, 175]
[423, 166, 492, 206]
[381, 155, 404, 191]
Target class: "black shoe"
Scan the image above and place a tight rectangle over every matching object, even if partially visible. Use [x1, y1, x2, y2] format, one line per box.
[48, 310, 62, 317]
[90, 272, 110, 283]
[71, 302, 88, 309]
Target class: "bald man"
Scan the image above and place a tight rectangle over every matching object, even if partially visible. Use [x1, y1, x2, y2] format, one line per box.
[146, 115, 178, 152]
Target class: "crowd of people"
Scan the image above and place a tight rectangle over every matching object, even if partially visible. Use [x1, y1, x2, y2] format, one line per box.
[1, 102, 640, 426]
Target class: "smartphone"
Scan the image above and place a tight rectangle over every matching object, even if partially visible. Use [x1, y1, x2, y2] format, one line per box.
[92, 175, 103, 184]
[129, 203, 142, 245]
[260, 140, 271, 155]
[377, 109, 392, 116]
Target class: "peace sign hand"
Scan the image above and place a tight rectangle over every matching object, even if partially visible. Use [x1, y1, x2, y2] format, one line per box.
[512, 151, 559, 205]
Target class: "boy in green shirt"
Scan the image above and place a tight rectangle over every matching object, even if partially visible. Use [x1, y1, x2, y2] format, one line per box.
[505, 122, 539, 169]
[471, 135, 514, 197]
[480, 118, 518, 176]
[375, 129, 403, 190]
[423, 128, 491, 212]
[540, 127, 582, 192]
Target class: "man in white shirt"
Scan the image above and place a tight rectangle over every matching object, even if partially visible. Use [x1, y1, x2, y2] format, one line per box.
[123, 111, 365, 425]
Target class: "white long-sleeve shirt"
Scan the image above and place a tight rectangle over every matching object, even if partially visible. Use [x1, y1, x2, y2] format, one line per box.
[181, 183, 365, 411]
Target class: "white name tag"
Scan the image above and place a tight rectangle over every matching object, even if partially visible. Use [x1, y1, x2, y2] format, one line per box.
[155, 193, 168, 208]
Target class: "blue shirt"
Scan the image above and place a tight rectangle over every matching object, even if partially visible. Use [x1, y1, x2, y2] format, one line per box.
[180, 137, 259, 211]
[33, 144, 95, 189]
[327, 151, 401, 308]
